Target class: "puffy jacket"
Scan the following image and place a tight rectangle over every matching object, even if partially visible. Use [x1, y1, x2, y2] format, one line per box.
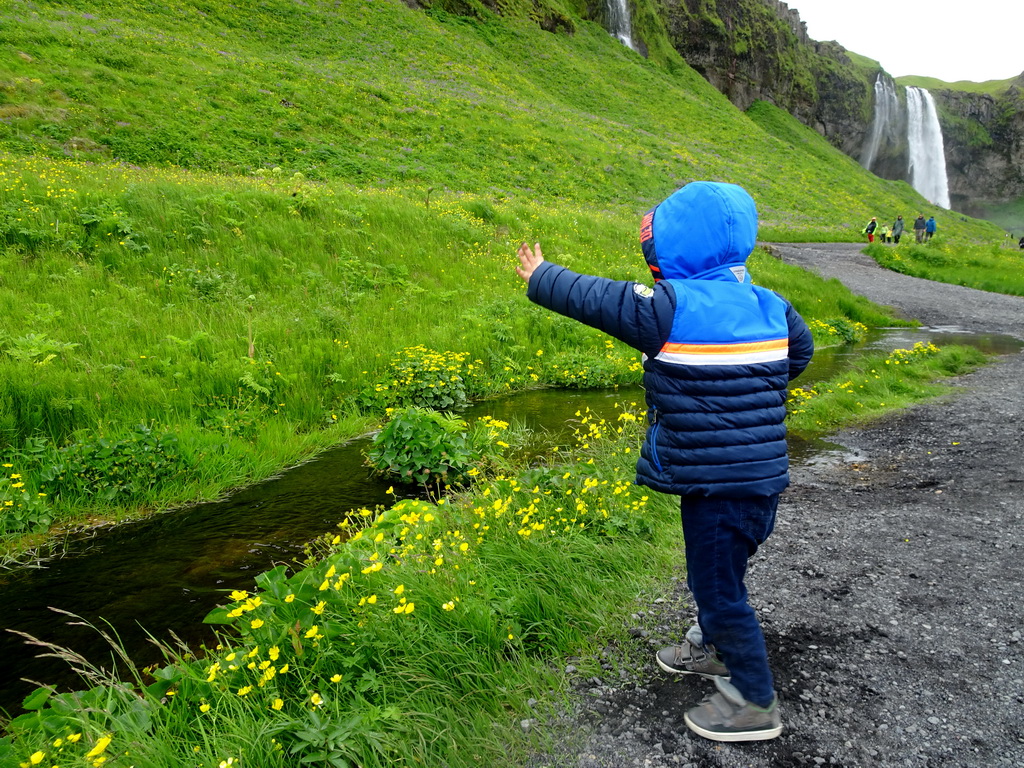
[926, 217, 937, 233]
[527, 182, 813, 498]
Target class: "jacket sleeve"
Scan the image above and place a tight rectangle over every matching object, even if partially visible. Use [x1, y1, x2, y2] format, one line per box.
[526, 261, 675, 356]
[785, 302, 814, 381]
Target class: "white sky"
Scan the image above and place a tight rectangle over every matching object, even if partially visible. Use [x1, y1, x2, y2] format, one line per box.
[790, 0, 1024, 83]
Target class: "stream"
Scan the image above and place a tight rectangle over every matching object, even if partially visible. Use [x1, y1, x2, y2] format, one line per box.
[0, 326, 1019, 717]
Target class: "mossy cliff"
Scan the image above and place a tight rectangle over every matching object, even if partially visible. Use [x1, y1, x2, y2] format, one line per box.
[927, 79, 1024, 220]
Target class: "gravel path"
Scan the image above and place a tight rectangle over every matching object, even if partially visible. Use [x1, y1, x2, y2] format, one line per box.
[527, 244, 1024, 768]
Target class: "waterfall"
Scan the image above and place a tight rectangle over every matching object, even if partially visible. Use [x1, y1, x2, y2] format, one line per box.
[860, 74, 900, 172]
[606, 0, 636, 51]
[905, 87, 950, 209]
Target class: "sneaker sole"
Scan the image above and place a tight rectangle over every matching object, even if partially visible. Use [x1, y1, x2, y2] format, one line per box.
[683, 712, 782, 742]
[654, 655, 730, 679]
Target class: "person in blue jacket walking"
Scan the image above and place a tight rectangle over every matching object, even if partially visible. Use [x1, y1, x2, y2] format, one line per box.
[925, 216, 937, 241]
[515, 181, 814, 743]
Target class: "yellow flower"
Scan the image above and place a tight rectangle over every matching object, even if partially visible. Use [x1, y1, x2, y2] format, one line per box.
[250, 619, 264, 629]
[310, 692, 323, 706]
[311, 601, 326, 615]
[28, 752, 44, 766]
[284, 594, 295, 603]
[268, 646, 280, 661]
[200, 703, 211, 713]
[237, 686, 252, 696]
[366, 594, 377, 604]
[442, 601, 455, 611]
[330, 674, 342, 683]
[85, 735, 112, 758]
[272, 698, 284, 711]
[66, 734, 81, 743]
[393, 584, 405, 595]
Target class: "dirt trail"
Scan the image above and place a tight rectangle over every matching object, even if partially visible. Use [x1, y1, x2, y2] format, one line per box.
[529, 243, 1024, 768]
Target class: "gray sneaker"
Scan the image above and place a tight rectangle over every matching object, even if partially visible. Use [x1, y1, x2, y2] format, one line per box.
[655, 626, 730, 679]
[684, 677, 782, 742]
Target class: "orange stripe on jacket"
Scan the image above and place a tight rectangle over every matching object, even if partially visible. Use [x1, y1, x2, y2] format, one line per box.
[660, 338, 789, 355]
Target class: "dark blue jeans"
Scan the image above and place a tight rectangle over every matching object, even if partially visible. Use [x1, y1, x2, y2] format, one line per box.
[680, 494, 778, 707]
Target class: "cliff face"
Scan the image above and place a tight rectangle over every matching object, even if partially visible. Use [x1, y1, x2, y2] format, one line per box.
[656, 0, 872, 156]
[932, 84, 1024, 214]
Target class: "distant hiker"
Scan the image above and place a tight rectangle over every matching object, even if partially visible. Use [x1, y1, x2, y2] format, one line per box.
[925, 216, 937, 241]
[863, 217, 877, 243]
[515, 181, 814, 743]
[892, 215, 905, 244]
[1019, 235, 1024, 250]
[878, 223, 890, 243]
[913, 214, 927, 243]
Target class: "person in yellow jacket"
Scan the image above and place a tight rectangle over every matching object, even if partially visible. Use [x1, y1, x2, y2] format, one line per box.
[863, 217, 877, 243]
[877, 223, 889, 243]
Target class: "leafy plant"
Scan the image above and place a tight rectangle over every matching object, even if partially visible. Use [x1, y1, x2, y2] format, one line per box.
[1, 332, 79, 365]
[34, 424, 187, 502]
[356, 346, 481, 413]
[366, 407, 485, 486]
[0, 467, 51, 535]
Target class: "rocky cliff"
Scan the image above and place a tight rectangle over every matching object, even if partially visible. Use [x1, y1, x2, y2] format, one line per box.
[930, 82, 1024, 216]
[656, 0, 872, 157]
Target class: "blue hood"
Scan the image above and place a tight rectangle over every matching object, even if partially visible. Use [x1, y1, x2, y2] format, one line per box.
[640, 182, 758, 282]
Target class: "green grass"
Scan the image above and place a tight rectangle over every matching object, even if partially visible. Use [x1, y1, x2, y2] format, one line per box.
[0, 0, 1011, 553]
[0, 1, 1005, 237]
[866, 239, 1024, 296]
[2, 409, 684, 768]
[896, 74, 1020, 95]
[975, 196, 1024, 236]
[788, 342, 988, 435]
[0, 152, 917, 554]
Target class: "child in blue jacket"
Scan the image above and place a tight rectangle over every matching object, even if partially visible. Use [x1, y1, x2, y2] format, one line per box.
[515, 181, 813, 742]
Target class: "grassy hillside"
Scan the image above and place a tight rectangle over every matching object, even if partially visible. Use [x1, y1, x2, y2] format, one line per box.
[897, 74, 1021, 95]
[0, 0, 1007, 551]
[0, 1, 1002, 234]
